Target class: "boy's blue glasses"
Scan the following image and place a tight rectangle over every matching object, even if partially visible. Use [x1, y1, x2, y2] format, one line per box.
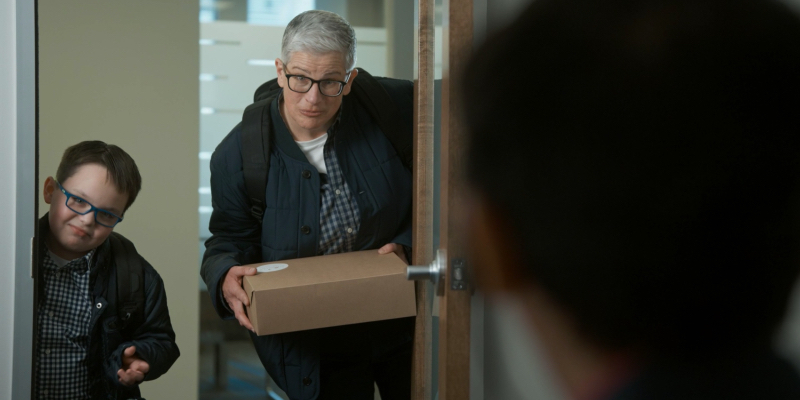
[55, 180, 124, 228]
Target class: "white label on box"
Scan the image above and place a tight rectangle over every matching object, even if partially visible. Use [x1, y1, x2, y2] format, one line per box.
[257, 263, 289, 273]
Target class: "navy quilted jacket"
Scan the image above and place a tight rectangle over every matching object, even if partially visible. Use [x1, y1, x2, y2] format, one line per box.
[201, 77, 414, 400]
[36, 215, 180, 400]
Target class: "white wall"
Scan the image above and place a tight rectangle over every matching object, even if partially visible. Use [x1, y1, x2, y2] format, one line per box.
[38, 0, 199, 398]
[0, 0, 18, 397]
[2, 0, 36, 398]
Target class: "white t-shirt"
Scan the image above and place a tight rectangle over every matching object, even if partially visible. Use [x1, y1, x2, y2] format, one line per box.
[295, 133, 328, 174]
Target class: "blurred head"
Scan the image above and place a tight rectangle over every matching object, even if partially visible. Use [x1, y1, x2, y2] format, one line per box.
[276, 10, 358, 139]
[463, 0, 800, 361]
[43, 141, 141, 259]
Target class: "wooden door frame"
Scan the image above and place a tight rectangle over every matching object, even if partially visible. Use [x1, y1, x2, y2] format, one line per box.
[412, 0, 474, 398]
[411, 0, 436, 398]
[439, 0, 473, 398]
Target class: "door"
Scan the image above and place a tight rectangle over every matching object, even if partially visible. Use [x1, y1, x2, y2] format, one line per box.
[410, 0, 475, 398]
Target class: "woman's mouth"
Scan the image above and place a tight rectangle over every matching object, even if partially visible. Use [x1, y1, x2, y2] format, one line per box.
[300, 109, 323, 117]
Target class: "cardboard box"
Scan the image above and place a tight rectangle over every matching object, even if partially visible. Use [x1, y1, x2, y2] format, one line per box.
[242, 250, 416, 336]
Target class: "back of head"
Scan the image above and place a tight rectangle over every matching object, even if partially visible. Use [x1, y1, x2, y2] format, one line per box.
[281, 10, 357, 71]
[56, 140, 142, 211]
[464, 0, 800, 359]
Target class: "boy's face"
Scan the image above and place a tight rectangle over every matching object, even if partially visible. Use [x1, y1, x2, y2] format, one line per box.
[43, 163, 129, 260]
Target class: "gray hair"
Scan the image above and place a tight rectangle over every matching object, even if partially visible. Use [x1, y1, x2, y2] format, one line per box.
[281, 10, 357, 72]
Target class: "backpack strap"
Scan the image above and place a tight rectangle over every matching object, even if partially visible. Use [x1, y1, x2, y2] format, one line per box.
[109, 232, 145, 332]
[351, 68, 413, 171]
[242, 99, 274, 221]
[242, 78, 282, 221]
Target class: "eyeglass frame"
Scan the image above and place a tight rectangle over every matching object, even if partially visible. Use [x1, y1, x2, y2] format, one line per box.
[282, 63, 353, 97]
[54, 180, 124, 228]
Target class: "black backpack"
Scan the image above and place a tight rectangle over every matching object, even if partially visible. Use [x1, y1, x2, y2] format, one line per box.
[240, 67, 413, 222]
[108, 232, 145, 333]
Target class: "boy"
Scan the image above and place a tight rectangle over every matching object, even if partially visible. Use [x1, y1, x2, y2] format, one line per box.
[36, 140, 179, 399]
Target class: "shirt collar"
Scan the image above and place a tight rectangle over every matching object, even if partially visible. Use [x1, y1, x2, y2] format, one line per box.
[45, 247, 95, 274]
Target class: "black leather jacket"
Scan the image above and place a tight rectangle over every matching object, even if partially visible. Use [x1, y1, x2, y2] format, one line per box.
[36, 215, 180, 399]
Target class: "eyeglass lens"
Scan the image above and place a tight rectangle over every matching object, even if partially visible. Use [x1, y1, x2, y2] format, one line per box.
[288, 76, 344, 96]
[65, 196, 120, 227]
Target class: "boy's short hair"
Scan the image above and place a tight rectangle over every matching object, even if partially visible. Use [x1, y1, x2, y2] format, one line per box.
[463, 0, 800, 359]
[56, 141, 142, 212]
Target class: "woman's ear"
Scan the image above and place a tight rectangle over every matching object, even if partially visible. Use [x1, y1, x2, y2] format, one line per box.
[341, 68, 358, 96]
[465, 192, 530, 294]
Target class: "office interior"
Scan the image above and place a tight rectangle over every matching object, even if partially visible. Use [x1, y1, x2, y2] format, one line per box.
[3, 0, 800, 399]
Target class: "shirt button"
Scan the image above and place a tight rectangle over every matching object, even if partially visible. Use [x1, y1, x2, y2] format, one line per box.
[302, 170, 312, 179]
[300, 225, 311, 235]
[335, 189, 341, 195]
[42, 390, 48, 395]
[44, 349, 51, 355]
[48, 311, 54, 317]
[347, 228, 353, 234]
[96, 303, 102, 309]
[303, 377, 312, 386]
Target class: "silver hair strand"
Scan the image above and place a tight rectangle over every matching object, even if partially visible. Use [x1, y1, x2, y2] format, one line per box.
[281, 10, 357, 72]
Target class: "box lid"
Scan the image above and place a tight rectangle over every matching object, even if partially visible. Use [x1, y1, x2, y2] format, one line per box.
[243, 250, 409, 290]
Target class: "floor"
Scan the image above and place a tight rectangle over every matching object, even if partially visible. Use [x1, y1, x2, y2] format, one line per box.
[198, 339, 383, 400]
[198, 340, 289, 400]
[197, 291, 381, 400]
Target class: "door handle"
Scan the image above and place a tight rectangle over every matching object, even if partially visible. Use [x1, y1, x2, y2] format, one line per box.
[406, 248, 446, 296]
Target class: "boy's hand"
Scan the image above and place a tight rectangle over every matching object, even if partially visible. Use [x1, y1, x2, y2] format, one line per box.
[378, 243, 409, 264]
[118, 346, 150, 386]
[222, 266, 257, 332]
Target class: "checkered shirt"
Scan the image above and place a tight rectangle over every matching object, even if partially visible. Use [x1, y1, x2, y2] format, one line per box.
[36, 248, 95, 399]
[318, 132, 362, 255]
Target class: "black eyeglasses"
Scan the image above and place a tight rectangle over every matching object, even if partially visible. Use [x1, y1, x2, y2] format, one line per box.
[283, 64, 352, 97]
[55, 180, 124, 228]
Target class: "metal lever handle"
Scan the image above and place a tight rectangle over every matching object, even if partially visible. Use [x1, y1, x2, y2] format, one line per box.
[406, 265, 437, 281]
[406, 248, 446, 296]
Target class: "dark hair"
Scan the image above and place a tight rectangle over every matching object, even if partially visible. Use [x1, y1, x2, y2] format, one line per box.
[463, 0, 800, 359]
[56, 140, 142, 212]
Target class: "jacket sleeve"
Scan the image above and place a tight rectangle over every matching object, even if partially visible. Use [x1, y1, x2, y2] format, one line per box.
[382, 78, 414, 250]
[389, 211, 412, 249]
[200, 123, 263, 319]
[104, 263, 179, 385]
